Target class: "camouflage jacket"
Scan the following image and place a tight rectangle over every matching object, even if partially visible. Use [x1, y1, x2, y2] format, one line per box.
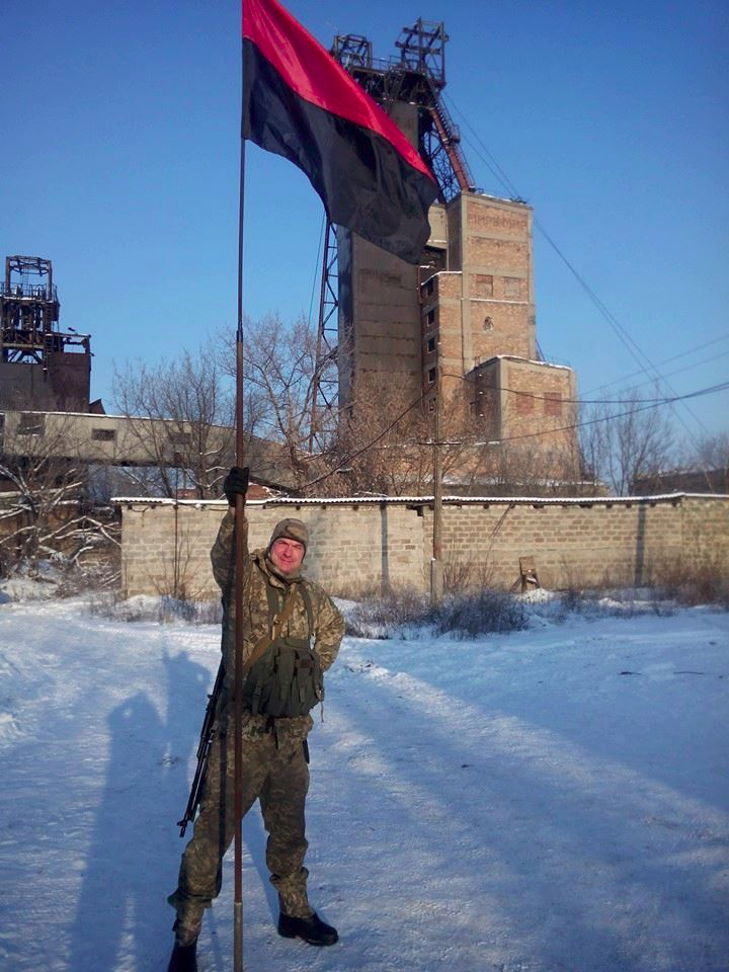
[210, 509, 344, 740]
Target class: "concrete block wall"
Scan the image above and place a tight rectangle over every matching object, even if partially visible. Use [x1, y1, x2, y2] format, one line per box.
[118, 500, 425, 600]
[681, 496, 729, 567]
[421, 498, 694, 589]
[117, 494, 729, 600]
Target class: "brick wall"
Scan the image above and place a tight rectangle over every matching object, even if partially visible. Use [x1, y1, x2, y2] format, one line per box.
[117, 494, 729, 599]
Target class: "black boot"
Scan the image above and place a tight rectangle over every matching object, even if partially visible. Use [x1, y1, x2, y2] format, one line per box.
[278, 911, 338, 946]
[167, 936, 198, 972]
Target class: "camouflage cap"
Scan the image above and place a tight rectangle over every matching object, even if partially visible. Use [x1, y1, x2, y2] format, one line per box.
[268, 518, 309, 553]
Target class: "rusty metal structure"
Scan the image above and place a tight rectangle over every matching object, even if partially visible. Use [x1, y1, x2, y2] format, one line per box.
[330, 20, 476, 202]
[0, 256, 91, 412]
[310, 20, 476, 441]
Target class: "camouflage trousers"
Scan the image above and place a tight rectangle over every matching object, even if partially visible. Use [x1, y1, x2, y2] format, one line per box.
[168, 724, 313, 937]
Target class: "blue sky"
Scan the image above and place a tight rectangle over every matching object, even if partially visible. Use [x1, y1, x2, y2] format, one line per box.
[3, 0, 728, 444]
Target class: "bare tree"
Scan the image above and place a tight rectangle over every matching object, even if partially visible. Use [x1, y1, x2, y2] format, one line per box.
[658, 430, 729, 493]
[323, 379, 485, 497]
[580, 387, 676, 495]
[219, 314, 588, 498]
[216, 314, 342, 493]
[0, 415, 119, 573]
[113, 342, 235, 499]
[691, 431, 729, 489]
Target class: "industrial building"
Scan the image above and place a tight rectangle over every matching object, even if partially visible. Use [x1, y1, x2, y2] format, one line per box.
[318, 20, 579, 485]
[2, 20, 582, 496]
[0, 255, 94, 414]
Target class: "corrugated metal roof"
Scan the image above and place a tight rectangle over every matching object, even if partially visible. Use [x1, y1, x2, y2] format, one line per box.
[110, 492, 728, 509]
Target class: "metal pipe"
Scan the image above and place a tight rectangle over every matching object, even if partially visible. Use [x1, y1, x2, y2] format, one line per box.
[233, 34, 248, 972]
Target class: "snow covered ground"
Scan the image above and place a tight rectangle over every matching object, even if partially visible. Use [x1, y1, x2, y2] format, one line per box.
[0, 586, 727, 971]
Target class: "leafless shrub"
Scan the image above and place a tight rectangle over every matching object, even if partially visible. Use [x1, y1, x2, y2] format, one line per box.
[434, 590, 527, 638]
[345, 586, 432, 638]
[442, 559, 495, 594]
[652, 556, 729, 608]
[53, 559, 121, 597]
[346, 585, 527, 639]
[89, 591, 222, 624]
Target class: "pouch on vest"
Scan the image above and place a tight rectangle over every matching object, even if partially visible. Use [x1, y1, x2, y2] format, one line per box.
[242, 582, 322, 718]
[243, 636, 323, 717]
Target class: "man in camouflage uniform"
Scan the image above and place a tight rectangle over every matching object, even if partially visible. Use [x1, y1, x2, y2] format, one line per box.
[167, 467, 344, 970]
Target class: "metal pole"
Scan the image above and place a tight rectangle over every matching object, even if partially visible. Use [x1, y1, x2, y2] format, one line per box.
[233, 35, 248, 972]
[431, 358, 444, 605]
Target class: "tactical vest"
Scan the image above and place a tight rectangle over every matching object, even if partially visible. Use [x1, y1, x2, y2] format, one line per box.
[242, 580, 324, 718]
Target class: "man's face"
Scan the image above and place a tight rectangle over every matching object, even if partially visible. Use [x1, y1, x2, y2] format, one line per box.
[269, 537, 306, 575]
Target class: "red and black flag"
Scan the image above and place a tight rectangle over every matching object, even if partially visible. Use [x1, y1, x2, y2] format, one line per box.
[242, 0, 439, 264]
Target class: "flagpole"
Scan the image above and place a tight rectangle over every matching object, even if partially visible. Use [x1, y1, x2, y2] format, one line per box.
[233, 30, 248, 972]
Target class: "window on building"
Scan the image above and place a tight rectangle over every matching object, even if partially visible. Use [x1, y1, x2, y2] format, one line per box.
[504, 276, 525, 299]
[422, 247, 446, 273]
[426, 336, 436, 353]
[473, 274, 494, 298]
[515, 392, 533, 416]
[172, 432, 192, 446]
[17, 413, 45, 436]
[427, 367, 437, 384]
[92, 428, 116, 441]
[544, 392, 562, 416]
[425, 308, 436, 326]
[483, 316, 494, 332]
[422, 277, 435, 297]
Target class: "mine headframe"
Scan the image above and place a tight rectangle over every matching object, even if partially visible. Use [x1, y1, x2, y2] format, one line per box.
[0, 255, 92, 413]
[0, 255, 90, 365]
[331, 18, 476, 202]
[309, 20, 477, 445]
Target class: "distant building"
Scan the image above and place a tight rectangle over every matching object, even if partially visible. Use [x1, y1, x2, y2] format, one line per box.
[632, 469, 729, 496]
[321, 21, 580, 488]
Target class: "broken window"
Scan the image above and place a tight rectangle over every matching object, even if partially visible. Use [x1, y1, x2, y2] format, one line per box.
[503, 277, 525, 299]
[544, 392, 562, 416]
[473, 274, 494, 298]
[17, 413, 45, 436]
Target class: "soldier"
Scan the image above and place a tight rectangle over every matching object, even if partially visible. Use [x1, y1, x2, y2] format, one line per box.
[167, 466, 344, 971]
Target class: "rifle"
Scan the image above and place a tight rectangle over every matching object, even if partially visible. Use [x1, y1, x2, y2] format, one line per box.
[177, 659, 226, 837]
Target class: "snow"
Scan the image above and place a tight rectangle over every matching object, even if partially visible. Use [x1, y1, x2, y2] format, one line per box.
[0, 587, 727, 971]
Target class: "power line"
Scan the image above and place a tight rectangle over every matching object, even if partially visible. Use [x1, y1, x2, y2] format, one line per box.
[303, 379, 729, 489]
[583, 334, 729, 395]
[302, 388, 427, 490]
[307, 215, 326, 328]
[493, 380, 729, 446]
[442, 371, 728, 406]
[444, 93, 712, 438]
[595, 348, 729, 398]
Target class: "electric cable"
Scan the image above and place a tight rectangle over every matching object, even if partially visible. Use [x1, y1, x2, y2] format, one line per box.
[443, 92, 713, 438]
[582, 334, 729, 395]
[302, 379, 729, 490]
